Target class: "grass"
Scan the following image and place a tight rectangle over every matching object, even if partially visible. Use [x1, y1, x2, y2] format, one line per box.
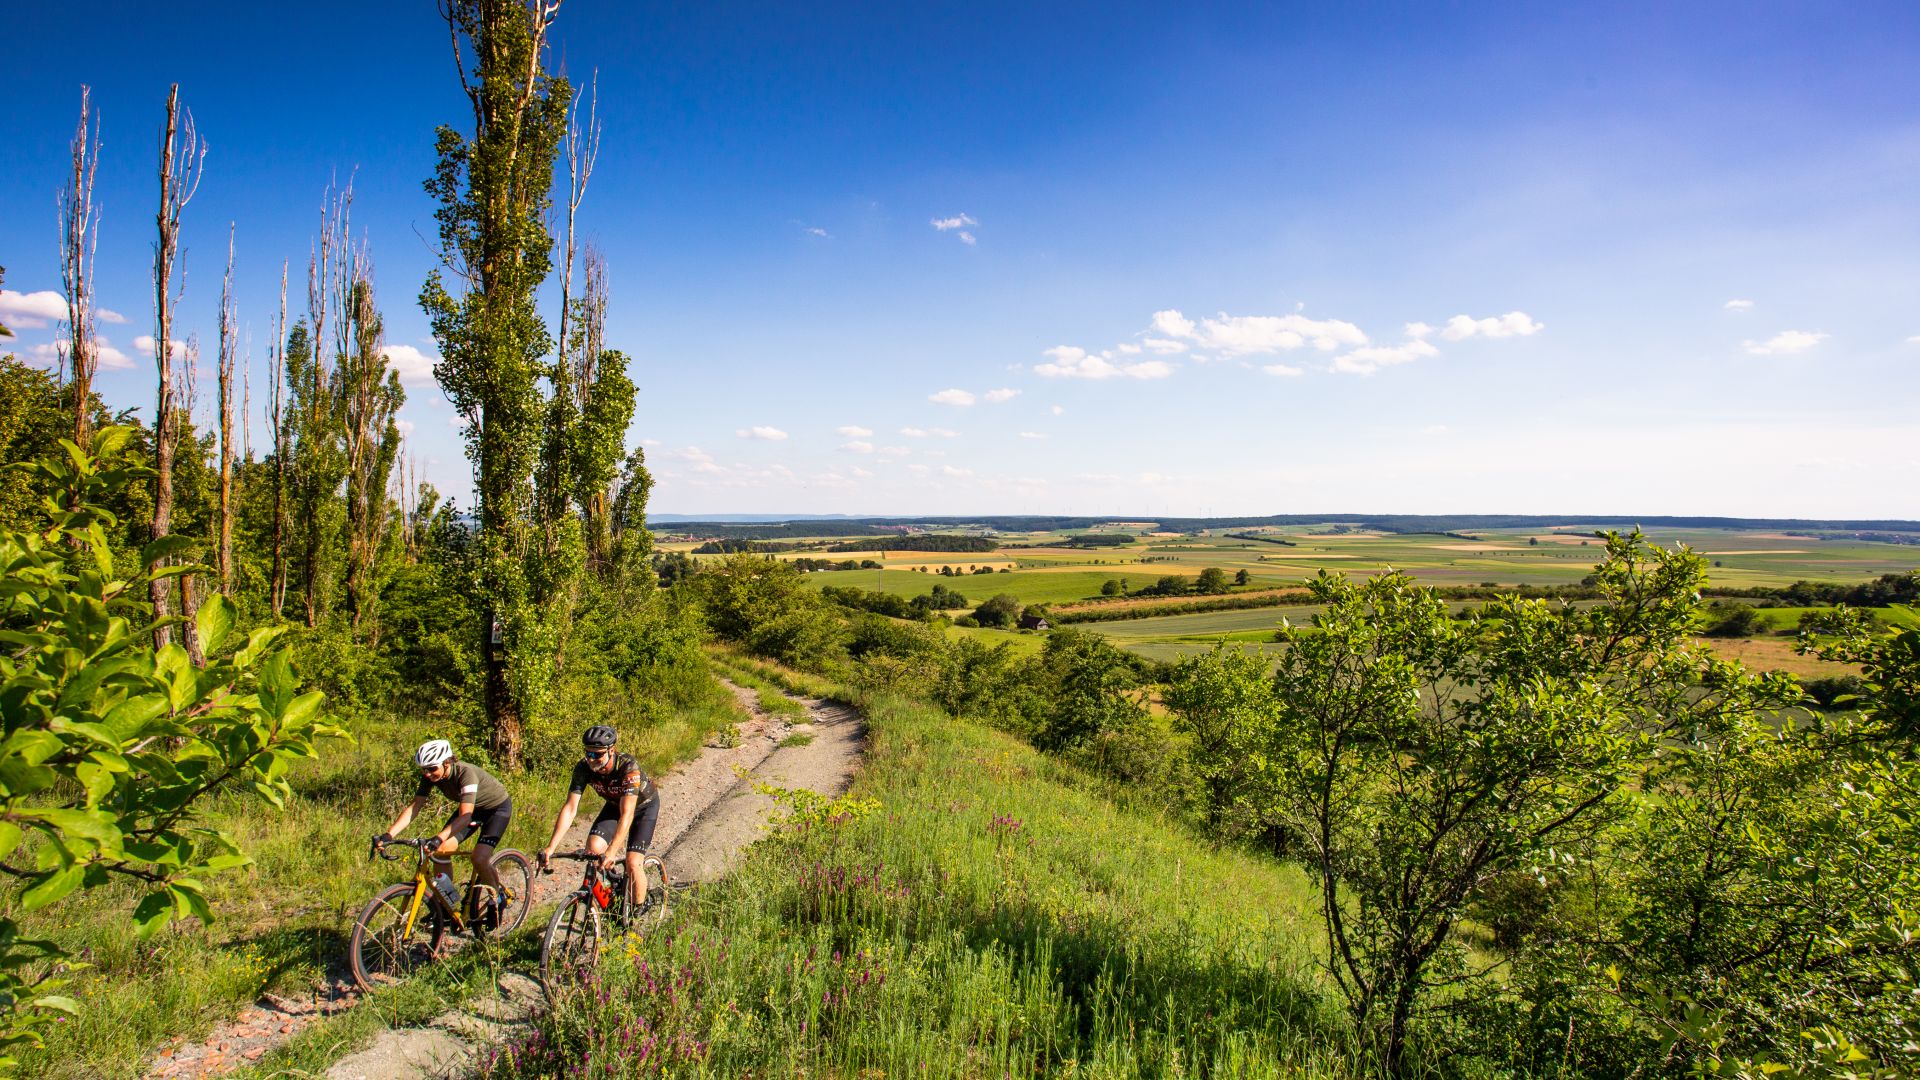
[478, 694, 1356, 1078]
[14, 664, 742, 1078]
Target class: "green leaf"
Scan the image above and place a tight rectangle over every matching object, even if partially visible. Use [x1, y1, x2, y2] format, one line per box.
[29, 995, 79, 1016]
[194, 593, 236, 656]
[132, 891, 173, 939]
[20, 866, 83, 911]
[139, 534, 197, 567]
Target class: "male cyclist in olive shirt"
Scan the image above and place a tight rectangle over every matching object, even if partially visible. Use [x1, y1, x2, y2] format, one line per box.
[538, 725, 659, 906]
[377, 739, 513, 920]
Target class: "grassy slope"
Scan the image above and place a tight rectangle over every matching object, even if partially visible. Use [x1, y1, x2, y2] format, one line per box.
[484, 694, 1354, 1078]
[18, 669, 744, 1079]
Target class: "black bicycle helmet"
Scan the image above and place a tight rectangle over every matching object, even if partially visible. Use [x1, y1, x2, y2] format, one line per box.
[582, 725, 618, 749]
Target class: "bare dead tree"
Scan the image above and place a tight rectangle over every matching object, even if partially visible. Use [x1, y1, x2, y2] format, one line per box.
[216, 225, 237, 593]
[269, 261, 289, 616]
[150, 85, 205, 651]
[574, 244, 607, 403]
[556, 67, 599, 381]
[177, 333, 206, 667]
[298, 183, 348, 627]
[61, 86, 103, 451]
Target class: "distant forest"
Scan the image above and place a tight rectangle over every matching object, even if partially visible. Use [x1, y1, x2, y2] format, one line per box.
[659, 513, 1920, 541]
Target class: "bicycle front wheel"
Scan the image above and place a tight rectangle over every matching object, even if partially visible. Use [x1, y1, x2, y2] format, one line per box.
[349, 882, 445, 992]
[539, 893, 602, 991]
[493, 850, 534, 932]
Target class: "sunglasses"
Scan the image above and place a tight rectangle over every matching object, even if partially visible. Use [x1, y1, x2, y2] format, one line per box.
[584, 749, 612, 760]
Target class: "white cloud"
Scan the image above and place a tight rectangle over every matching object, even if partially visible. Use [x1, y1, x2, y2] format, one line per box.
[906, 463, 931, 476]
[850, 466, 874, 479]
[801, 225, 831, 239]
[898, 427, 928, 437]
[97, 308, 128, 325]
[1419, 424, 1449, 435]
[878, 445, 910, 456]
[957, 230, 977, 246]
[836, 425, 873, 437]
[395, 417, 417, 436]
[929, 388, 976, 406]
[1262, 363, 1305, 377]
[939, 465, 973, 478]
[382, 344, 438, 387]
[1743, 330, 1826, 356]
[1018, 431, 1047, 439]
[1332, 339, 1440, 376]
[1034, 345, 1172, 380]
[1050, 404, 1065, 415]
[1141, 337, 1188, 354]
[0, 290, 69, 329]
[1438, 311, 1543, 341]
[134, 334, 188, 362]
[1724, 299, 1754, 311]
[1150, 310, 1195, 338]
[983, 387, 1020, 403]
[25, 335, 135, 371]
[1155, 310, 1368, 354]
[1907, 335, 1920, 344]
[931, 214, 977, 232]
[736, 425, 789, 440]
[1404, 321, 1435, 339]
[839, 440, 874, 454]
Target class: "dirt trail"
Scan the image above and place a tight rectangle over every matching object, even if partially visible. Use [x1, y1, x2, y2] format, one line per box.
[147, 682, 864, 1080]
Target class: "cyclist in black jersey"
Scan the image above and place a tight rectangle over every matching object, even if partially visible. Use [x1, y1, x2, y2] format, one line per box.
[538, 725, 659, 905]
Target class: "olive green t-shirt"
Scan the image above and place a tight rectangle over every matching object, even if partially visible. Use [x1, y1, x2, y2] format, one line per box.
[415, 760, 510, 812]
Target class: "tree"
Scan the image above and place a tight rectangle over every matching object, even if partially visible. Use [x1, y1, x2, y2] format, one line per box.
[1196, 566, 1231, 594]
[0, 429, 339, 1064]
[148, 85, 205, 653]
[1165, 644, 1274, 833]
[58, 86, 102, 451]
[1100, 578, 1121, 596]
[1252, 533, 1780, 1071]
[420, 0, 573, 768]
[1234, 568, 1251, 586]
[972, 593, 1021, 629]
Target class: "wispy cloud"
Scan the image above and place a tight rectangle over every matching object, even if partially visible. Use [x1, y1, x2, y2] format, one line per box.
[1331, 339, 1440, 376]
[898, 426, 958, 438]
[1050, 404, 1065, 415]
[26, 335, 135, 370]
[983, 387, 1020, 403]
[735, 425, 789, 440]
[1724, 299, 1754, 311]
[1262, 363, 1305, 377]
[801, 225, 831, 239]
[931, 214, 978, 245]
[940, 465, 973, 478]
[928, 388, 976, 406]
[1034, 345, 1172, 380]
[1162, 310, 1369, 354]
[98, 308, 127, 324]
[836, 425, 873, 438]
[1743, 330, 1826, 356]
[839, 440, 874, 454]
[1018, 431, 1047, 439]
[1438, 312, 1543, 341]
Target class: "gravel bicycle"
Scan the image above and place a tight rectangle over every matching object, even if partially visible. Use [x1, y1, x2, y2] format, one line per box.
[537, 849, 671, 989]
[347, 836, 534, 991]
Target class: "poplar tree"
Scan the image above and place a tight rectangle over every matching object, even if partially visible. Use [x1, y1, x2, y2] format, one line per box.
[421, 0, 572, 767]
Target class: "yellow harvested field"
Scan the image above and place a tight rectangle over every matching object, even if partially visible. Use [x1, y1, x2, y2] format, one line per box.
[1701, 549, 1811, 556]
[1698, 637, 1860, 680]
[1429, 543, 1524, 552]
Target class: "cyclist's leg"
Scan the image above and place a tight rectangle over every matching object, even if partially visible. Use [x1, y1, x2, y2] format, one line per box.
[623, 795, 661, 904]
[465, 801, 512, 899]
[584, 806, 619, 863]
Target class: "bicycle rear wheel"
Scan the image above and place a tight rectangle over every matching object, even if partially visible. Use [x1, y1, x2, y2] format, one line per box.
[348, 882, 446, 992]
[492, 850, 534, 932]
[538, 893, 602, 990]
[632, 855, 671, 930]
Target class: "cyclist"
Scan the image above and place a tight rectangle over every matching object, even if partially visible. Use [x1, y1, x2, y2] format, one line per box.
[538, 725, 659, 908]
[376, 739, 513, 925]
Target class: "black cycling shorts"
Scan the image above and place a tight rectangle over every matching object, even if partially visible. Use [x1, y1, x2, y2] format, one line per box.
[587, 794, 659, 854]
[445, 798, 513, 849]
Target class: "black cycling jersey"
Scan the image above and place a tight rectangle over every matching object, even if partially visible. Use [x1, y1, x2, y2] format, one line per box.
[568, 752, 656, 806]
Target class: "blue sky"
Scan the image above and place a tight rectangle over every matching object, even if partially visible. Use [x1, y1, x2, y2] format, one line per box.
[4, 2, 1918, 517]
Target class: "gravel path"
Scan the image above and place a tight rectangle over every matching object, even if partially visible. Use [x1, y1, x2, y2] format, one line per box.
[146, 681, 864, 1080]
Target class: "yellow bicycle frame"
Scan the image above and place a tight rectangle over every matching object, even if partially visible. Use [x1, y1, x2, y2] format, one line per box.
[400, 852, 470, 938]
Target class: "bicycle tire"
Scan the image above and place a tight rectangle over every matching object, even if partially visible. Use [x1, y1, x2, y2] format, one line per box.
[348, 882, 446, 992]
[538, 892, 602, 991]
[633, 855, 671, 930]
[492, 850, 534, 933]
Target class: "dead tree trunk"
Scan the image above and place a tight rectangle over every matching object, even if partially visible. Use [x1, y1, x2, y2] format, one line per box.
[61, 85, 102, 452]
[216, 225, 237, 594]
[149, 85, 203, 650]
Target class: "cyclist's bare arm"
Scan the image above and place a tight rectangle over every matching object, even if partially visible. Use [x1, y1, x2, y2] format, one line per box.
[541, 791, 584, 867]
[381, 795, 429, 841]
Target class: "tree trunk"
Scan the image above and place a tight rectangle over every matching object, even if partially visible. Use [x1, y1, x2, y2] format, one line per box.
[216, 226, 236, 594]
[149, 86, 196, 651]
[62, 85, 101, 454]
[270, 263, 289, 617]
[484, 615, 520, 767]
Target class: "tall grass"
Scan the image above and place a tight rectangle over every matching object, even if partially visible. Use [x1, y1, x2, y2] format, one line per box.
[483, 695, 1359, 1078]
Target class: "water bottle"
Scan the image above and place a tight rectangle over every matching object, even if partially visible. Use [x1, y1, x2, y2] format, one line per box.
[433, 870, 460, 911]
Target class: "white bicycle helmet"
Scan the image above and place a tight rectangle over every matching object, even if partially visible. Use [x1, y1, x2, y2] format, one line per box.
[413, 738, 454, 769]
